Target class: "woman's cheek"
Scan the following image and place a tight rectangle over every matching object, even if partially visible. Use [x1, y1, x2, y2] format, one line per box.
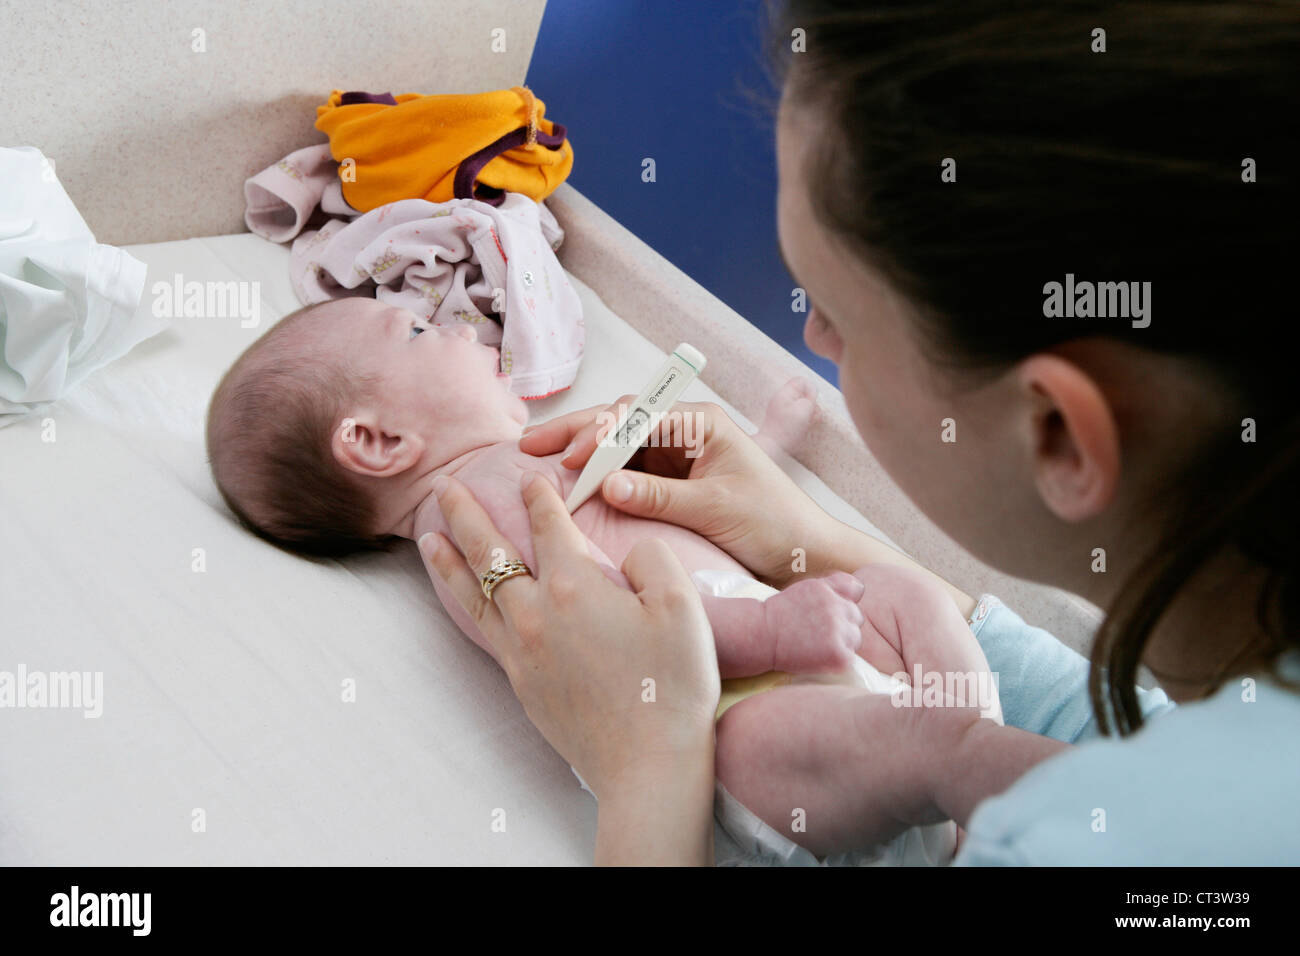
[840, 356, 927, 491]
[837, 362, 892, 457]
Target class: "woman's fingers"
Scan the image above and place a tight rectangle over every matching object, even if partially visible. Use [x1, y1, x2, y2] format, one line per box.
[418, 531, 507, 641]
[519, 471, 606, 584]
[518, 395, 637, 467]
[619, 536, 698, 607]
[613, 399, 730, 480]
[595, 467, 710, 525]
[520, 394, 731, 475]
[517, 400, 624, 457]
[560, 403, 627, 468]
[516, 408, 591, 455]
[619, 538, 718, 717]
[432, 476, 534, 623]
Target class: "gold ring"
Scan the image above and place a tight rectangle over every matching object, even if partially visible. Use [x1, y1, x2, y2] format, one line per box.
[479, 559, 532, 603]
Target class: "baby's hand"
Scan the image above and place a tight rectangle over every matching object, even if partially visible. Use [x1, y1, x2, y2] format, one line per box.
[763, 573, 865, 674]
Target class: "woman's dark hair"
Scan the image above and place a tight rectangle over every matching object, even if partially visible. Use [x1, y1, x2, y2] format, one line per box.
[764, 0, 1299, 733]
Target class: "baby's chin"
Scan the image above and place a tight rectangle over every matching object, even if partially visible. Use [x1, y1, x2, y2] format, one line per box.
[496, 378, 530, 426]
[474, 383, 530, 431]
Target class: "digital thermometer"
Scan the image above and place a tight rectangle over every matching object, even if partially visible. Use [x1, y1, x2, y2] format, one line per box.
[564, 343, 706, 513]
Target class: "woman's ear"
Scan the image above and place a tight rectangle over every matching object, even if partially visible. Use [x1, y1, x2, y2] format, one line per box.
[1016, 354, 1121, 522]
[330, 412, 426, 478]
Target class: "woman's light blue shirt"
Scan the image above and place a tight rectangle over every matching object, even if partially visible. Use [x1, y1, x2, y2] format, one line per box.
[953, 596, 1300, 865]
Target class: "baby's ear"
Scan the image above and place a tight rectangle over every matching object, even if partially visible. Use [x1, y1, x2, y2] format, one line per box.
[331, 413, 426, 478]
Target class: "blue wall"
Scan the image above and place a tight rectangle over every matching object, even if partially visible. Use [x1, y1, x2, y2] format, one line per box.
[526, 0, 838, 384]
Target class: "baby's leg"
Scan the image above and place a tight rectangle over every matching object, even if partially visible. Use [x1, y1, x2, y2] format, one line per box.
[715, 682, 950, 859]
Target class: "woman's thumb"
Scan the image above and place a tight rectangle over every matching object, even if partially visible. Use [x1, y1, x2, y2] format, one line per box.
[601, 470, 692, 521]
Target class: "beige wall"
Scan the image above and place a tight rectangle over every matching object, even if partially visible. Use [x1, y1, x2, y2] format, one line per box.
[1, 0, 546, 244]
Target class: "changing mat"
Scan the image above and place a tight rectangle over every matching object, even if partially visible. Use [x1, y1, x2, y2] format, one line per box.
[0, 232, 909, 864]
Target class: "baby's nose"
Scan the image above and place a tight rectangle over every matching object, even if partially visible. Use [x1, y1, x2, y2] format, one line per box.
[451, 325, 476, 342]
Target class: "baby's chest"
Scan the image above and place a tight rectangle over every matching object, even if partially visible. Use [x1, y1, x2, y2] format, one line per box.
[428, 455, 552, 567]
[426, 445, 745, 577]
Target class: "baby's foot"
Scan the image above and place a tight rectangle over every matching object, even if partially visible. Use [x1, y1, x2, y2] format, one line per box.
[754, 376, 820, 460]
[763, 573, 864, 674]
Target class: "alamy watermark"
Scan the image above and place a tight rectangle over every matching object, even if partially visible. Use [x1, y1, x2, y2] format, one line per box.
[591, 408, 705, 458]
[889, 665, 1000, 720]
[0, 665, 103, 718]
[50, 886, 150, 936]
[1043, 273, 1151, 328]
[151, 272, 260, 328]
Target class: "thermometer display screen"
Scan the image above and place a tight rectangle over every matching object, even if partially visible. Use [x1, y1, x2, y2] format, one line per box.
[615, 408, 653, 448]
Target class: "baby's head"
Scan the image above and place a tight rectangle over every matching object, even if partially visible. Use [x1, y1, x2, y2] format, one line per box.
[206, 297, 527, 556]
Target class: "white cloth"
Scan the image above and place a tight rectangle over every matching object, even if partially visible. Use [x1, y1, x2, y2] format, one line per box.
[0, 146, 157, 426]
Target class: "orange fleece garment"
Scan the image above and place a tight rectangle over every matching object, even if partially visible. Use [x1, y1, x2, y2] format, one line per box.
[315, 85, 573, 212]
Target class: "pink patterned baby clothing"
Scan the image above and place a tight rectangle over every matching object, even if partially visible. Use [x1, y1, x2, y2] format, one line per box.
[244, 145, 583, 399]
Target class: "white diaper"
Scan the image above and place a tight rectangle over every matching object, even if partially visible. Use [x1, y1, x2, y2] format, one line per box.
[571, 568, 965, 866]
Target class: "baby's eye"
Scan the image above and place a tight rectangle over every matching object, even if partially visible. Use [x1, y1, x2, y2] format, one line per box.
[409, 323, 425, 340]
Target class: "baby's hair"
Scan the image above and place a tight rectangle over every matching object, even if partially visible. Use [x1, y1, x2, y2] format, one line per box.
[206, 302, 394, 558]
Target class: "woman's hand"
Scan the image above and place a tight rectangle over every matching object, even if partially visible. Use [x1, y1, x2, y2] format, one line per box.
[417, 470, 720, 864]
[518, 398, 831, 590]
[521, 398, 978, 617]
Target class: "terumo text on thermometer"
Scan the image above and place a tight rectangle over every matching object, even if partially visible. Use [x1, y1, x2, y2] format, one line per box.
[564, 343, 707, 513]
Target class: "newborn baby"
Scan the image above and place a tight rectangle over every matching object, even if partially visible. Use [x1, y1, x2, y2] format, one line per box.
[206, 297, 1001, 866]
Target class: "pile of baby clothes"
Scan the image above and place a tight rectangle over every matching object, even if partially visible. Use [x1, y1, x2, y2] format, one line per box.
[244, 85, 583, 401]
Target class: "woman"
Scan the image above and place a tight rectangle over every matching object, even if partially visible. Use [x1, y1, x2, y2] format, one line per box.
[418, 0, 1299, 865]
